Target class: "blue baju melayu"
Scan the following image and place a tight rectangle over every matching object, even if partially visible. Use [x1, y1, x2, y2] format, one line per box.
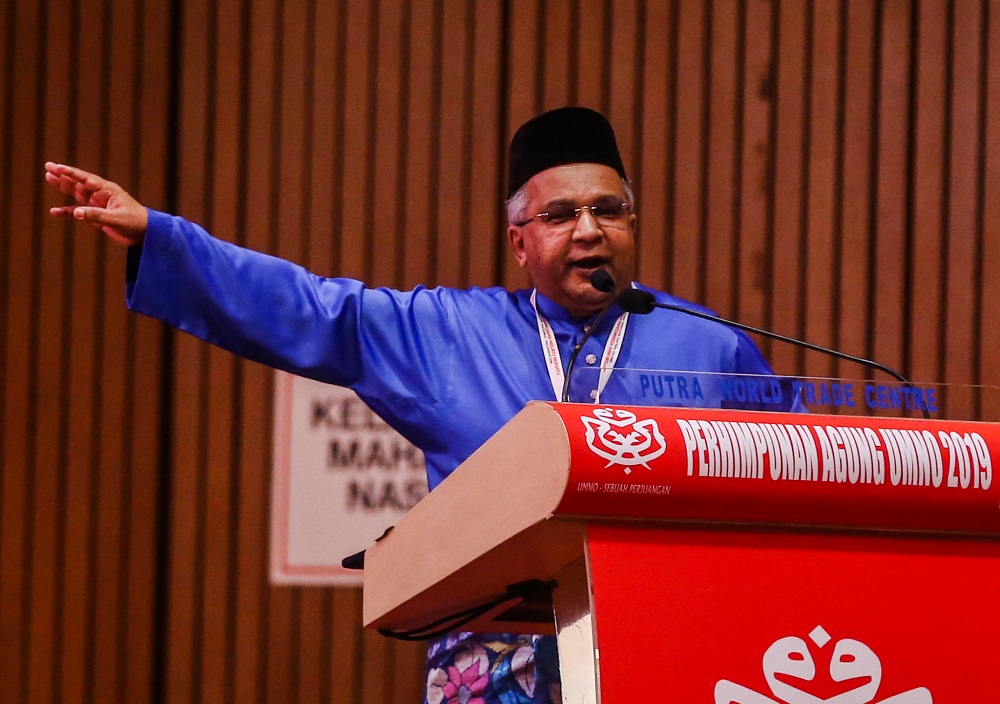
[127, 209, 798, 704]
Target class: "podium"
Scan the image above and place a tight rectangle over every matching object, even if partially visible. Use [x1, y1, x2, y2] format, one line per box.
[362, 401, 1000, 703]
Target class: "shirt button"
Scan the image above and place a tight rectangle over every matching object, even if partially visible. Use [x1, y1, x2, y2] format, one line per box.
[589, 389, 598, 399]
[585, 354, 598, 365]
[583, 325, 591, 333]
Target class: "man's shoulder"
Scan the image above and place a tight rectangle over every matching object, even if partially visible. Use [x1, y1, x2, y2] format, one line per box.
[368, 284, 530, 321]
[634, 283, 720, 318]
[396, 284, 525, 304]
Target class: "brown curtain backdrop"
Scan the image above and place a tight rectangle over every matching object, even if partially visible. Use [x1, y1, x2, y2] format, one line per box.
[3, 0, 999, 702]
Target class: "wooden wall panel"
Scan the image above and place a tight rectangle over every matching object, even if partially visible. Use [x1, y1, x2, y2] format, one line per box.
[437, 0, 472, 288]
[635, 0, 671, 291]
[401, 0, 436, 289]
[983, 0, 1000, 418]
[705, 0, 738, 314]
[911, 0, 948, 384]
[234, 2, 278, 704]
[736, 0, 773, 330]
[607, 0, 642, 226]
[466, 0, 504, 286]
[6, 2, 1000, 704]
[2, 0, 170, 701]
[30, 0, 68, 698]
[804, 0, 841, 377]
[769, 0, 808, 374]
[944, 0, 985, 396]
[1, 4, 42, 704]
[872, 0, 912, 378]
[837, 1, 876, 380]
[672, 0, 710, 301]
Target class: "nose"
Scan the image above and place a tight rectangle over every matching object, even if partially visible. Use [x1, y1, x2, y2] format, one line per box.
[571, 206, 603, 240]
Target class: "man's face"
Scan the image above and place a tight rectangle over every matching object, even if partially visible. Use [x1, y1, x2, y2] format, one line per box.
[508, 163, 636, 318]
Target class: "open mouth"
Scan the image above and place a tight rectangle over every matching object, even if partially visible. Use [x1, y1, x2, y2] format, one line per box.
[569, 256, 609, 272]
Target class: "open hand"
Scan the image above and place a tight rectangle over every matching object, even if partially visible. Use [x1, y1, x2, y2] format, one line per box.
[45, 162, 149, 246]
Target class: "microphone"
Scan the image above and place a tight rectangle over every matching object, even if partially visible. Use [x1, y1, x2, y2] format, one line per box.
[590, 268, 616, 294]
[559, 270, 616, 402]
[617, 287, 912, 385]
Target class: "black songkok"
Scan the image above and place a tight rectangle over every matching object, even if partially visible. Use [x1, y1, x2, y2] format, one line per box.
[507, 106, 627, 198]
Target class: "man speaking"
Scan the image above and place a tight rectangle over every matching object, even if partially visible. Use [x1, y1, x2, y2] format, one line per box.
[47, 107, 794, 704]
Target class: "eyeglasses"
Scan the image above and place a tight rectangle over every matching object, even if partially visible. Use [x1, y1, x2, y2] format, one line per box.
[514, 201, 631, 229]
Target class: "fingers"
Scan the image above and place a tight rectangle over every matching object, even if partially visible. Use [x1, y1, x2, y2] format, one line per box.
[45, 171, 94, 203]
[44, 162, 148, 246]
[44, 161, 108, 192]
[44, 162, 114, 205]
[49, 204, 105, 221]
[67, 205, 116, 227]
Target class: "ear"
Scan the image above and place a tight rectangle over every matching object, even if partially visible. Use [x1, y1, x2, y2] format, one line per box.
[507, 225, 528, 268]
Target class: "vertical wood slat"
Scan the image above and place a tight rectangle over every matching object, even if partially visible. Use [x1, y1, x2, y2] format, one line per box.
[300, 2, 336, 697]
[910, 0, 948, 384]
[705, 0, 738, 316]
[199, 0, 245, 701]
[436, 0, 471, 289]
[635, 0, 670, 293]
[541, 0, 572, 109]
[234, 2, 277, 703]
[30, 0, 64, 701]
[872, 0, 912, 375]
[804, 0, 840, 376]
[671, 0, 708, 301]
[94, 0, 137, 668]
[267, 0, 308, 699]
[371, 0, 403, 288]
[736, 0, 773, 331]
[504, 0, 543, 292]
[982, 0, 1000, 416]
[768, 0, 807, 375]
[836, 1, 876, 377]
[308, 0, 340, 280]
[466, 0, 504, 287]
[607, 0, 641, 222]
[121, 3, 172, 700]
[0, 3, 40, 704]
[944, 0, 984, 393]
[401, 0, 435, 289]
[96, 3, 173, 703]
[168, 2, 212, 704]
[0, 0, 15, 690]
[339, 0, 374, 283]
[61, 0, 100, 696]
[574, 0, 608, 108]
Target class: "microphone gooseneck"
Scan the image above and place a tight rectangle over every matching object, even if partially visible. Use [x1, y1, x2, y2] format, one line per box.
[559, 270, 617, 402]
[617, 288, 911, 385]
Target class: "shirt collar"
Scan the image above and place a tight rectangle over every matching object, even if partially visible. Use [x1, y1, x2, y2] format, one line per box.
[531, 287, 628, 330]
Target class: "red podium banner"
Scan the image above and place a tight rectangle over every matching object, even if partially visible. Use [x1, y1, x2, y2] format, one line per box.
[553, 404, 1000, 533]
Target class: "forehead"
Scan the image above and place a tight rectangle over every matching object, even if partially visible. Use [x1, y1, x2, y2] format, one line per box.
[523, 163, 626, 207]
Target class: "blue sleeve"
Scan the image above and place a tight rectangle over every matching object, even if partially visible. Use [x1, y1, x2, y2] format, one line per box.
[126, 209, 456, 406]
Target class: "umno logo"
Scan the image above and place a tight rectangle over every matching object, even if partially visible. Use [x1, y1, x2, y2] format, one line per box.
[715, 625, 931, 704]
[580, 407, 666, 474]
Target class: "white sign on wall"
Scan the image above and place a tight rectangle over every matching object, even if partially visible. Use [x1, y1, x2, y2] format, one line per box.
[270, 371, 428, 585]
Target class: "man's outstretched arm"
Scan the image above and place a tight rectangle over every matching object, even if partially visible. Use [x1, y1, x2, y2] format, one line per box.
[44, 162, 148, 246]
